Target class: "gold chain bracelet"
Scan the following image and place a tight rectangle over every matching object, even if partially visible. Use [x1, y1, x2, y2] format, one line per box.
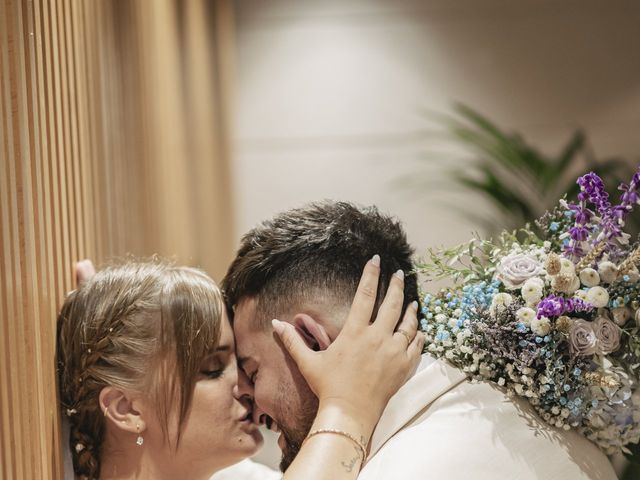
[303, 428, 368, 464]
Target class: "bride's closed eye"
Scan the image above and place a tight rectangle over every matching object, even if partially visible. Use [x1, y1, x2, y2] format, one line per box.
[200, 366, 225, 379]
[199, 351, 230, 380]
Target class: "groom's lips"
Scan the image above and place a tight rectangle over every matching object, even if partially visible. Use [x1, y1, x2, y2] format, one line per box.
[263, 415, 281, 433]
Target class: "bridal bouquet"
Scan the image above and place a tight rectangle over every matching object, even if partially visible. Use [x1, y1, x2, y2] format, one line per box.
[416, 167, 640, 456]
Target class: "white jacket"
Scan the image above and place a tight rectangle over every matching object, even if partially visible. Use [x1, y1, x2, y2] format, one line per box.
[359, 355, 617, 480]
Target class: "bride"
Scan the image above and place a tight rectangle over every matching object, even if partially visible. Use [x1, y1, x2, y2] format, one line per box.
[57, 258, 422, 480]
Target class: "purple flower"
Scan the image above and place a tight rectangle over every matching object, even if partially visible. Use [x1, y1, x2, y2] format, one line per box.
[569, 226, 589, 242]
[614, 166, 640, 227]
[577, 172, 611, 218]
[536, 294, 595, 319]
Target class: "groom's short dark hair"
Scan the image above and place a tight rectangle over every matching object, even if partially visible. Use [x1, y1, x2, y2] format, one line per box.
[222, 201, 418, 328]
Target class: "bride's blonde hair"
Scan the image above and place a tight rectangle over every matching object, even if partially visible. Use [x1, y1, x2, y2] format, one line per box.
[56, 260, 224, 479]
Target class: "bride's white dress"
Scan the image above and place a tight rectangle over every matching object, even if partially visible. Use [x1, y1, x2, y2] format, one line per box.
[211, 459, 280, 480]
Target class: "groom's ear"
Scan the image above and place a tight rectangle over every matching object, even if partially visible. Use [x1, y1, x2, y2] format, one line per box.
[292, 314, 332, 351]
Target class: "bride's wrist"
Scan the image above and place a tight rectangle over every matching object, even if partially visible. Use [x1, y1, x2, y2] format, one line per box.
[314, 398, 379, 440]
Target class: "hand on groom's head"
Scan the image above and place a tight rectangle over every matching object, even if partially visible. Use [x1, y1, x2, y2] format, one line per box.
[75, 259, 96, 287]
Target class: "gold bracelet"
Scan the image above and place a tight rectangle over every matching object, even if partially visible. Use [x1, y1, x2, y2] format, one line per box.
[303, 428, 368, 464]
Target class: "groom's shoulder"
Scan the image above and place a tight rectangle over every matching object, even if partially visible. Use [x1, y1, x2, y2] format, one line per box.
[361, 377, 617, 480]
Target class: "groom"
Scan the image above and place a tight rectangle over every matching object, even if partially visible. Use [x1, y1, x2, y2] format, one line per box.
[222, 201, 617, 479]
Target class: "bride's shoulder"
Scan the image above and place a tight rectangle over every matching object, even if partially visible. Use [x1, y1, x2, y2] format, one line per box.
[210, 459, 281, 480]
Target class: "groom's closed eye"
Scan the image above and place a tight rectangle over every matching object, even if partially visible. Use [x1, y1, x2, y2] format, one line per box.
[239, 356, 258, 383]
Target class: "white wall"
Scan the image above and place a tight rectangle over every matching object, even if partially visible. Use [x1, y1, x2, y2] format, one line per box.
[231, 0, 640, 255]
[231, 0, 640, 469]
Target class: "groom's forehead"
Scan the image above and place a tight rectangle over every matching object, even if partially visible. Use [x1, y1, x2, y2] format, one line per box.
[231, 296, 270, 344]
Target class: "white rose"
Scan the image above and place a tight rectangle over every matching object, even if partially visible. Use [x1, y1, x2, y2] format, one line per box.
[586, 286, 609, 308]
[579, 268, 600, 287]
[448, 317, 459, 329]
[490, 293, 514, 317]
[495, 253, 544, 290]
[611, 307, 631, 327]
[516, 307, 536, 325]
[521, 279, 543, 304]
[531, 317, 551, 336]
[597, 261, 618, 284]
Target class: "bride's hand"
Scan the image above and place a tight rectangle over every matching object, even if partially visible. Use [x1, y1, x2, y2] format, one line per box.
[272, 255, 424, 427]
[75, 259, 96, 286]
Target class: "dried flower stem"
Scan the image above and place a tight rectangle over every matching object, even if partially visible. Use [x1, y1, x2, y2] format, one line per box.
[576, 241, 606, 271]
[618, 245, 640, 274]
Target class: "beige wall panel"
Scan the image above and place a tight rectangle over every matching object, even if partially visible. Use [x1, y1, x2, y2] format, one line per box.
[0, 1, 235, 477]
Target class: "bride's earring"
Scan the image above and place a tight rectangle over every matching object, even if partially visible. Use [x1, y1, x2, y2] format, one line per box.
[136, 424, 144, 446]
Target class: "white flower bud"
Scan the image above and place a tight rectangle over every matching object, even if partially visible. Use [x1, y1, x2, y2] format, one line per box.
[560, 258, 576, 275]
[521, 279, 543, 304]
[490, 293, 513, 317]
[516, 307, 536, 325]
[568, 274, 581, 294]
[531, 317, 551, 336]
[625, 266, 640, 283]
[586, 286, 609, 308]
[435, 313, 447, 324]
[574, 290, 588, 301]
[597, 261, 618, 284]
[579, 268, 600, 287]
[611, 307, 631, 327]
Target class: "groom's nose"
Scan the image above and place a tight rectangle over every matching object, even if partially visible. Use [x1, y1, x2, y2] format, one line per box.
[252, 405, 268, 426]
[236, 368, 254, 400]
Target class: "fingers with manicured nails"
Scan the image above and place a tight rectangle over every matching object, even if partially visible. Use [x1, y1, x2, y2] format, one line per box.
[392, 300, 419, 346]
[347, 255, 381, 328]
[272, 319, 315, 370]
[374, 270, 406, 332]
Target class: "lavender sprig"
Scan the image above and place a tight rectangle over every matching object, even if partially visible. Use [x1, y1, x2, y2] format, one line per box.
[563, 198, 593, 259]
[577, 173, 611, 219]
[536, 294, 594, 319]
[610, 166, 640, 230]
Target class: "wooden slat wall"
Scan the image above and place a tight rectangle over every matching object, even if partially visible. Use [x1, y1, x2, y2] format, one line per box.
[0, 1, 235, 478]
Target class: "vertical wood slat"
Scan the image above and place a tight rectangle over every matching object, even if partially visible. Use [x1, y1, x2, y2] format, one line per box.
[0, 1, 236, 478]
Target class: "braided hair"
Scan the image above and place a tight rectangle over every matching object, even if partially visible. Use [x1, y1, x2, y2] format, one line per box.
[56, 261, 223, 479]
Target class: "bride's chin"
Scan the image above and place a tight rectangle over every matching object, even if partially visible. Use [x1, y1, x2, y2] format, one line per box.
[240, 428, 264, 455]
